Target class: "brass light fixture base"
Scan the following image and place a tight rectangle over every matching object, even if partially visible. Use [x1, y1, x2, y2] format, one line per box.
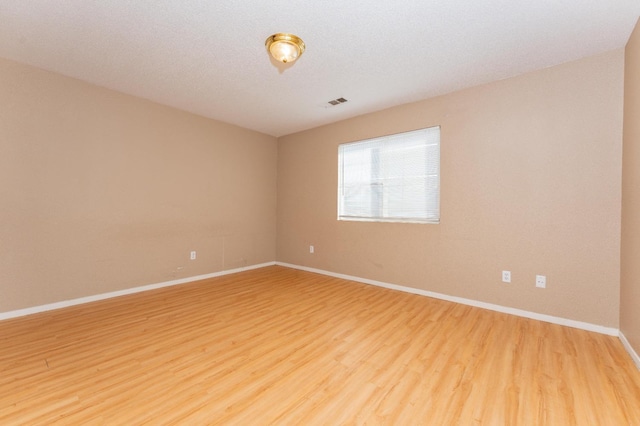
[265, 33, 306, 64]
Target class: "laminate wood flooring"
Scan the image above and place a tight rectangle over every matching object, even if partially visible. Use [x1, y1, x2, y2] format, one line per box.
[1, 266, 639, 424]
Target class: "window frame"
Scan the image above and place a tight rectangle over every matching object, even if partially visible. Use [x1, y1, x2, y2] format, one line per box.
[337, 126, 441, 224]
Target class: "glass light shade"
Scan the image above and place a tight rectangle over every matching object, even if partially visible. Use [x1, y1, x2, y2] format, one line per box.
[265, 33, 305, 64]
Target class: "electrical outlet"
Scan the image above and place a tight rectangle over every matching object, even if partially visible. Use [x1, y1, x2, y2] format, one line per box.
[502, 271, 511, 283]
[536, 275, 546, 288]
[190, 251, 197, 260]
[309, 245, 314, 254]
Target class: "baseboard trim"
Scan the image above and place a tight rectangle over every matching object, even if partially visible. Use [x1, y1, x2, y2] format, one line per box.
[2, 260, 622, 339]
[0, 262, 276, 321]
[620, 331, 640, 370]
[276, 262, 619, 337]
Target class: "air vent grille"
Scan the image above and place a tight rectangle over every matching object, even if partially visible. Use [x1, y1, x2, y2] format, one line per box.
[328, 97, 348, 106]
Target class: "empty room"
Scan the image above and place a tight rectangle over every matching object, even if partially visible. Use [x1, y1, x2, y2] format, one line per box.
[2, 1, 640, 424]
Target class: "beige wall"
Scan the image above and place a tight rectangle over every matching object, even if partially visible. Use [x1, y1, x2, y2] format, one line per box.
[0, 47, 627, 329]
[621, 19, 640, 353]
[0, 57, 277, 312]
[277, 50, 624, 327]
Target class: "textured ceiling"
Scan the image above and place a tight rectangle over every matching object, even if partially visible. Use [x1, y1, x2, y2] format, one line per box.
[0, 1, 639, 137]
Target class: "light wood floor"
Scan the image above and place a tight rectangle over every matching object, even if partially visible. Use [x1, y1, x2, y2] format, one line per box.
[1, 266, 639, 424]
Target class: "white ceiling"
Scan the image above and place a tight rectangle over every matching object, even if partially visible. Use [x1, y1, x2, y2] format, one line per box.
[0, 1, 638, 137]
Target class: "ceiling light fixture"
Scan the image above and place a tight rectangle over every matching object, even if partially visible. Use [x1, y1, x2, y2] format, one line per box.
[265, 33, 305, 64]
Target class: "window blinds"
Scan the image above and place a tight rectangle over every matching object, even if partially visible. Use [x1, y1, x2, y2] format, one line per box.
[338, 126, 440, 223]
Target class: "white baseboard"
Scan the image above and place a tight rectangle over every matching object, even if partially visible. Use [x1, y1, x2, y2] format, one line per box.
[276, 262, 620, 337]
[620, 331, 640, 370]
[1, 260, 623, 341]
[0, 262, 276, 321]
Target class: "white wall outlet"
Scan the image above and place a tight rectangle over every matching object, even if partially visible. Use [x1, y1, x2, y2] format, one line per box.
[190, 251, 197, 260]
[309, 245, 314, 254]
[536, 275, 546, 288]
[502, 271, 511, 283]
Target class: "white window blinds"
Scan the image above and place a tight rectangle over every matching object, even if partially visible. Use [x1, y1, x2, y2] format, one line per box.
[338, 126, 440, 223]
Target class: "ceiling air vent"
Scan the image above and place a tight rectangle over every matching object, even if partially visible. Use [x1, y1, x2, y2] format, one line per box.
[327, 97, 348, 106]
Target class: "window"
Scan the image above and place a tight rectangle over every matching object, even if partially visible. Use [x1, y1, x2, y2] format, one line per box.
[338, 126, 440, 223]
